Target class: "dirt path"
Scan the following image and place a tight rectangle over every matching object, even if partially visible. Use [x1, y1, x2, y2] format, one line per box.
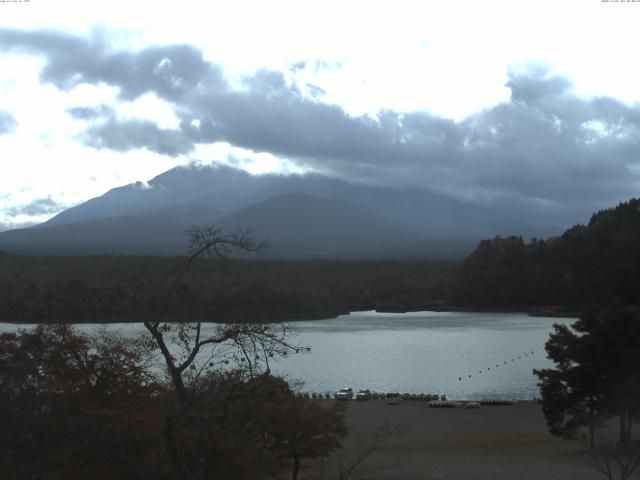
[321, 400, 605, 480]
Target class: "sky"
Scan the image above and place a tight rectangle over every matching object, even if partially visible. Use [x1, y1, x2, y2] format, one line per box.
[1, 0, 640, 230]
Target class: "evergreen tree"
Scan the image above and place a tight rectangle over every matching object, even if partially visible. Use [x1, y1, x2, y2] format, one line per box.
[535, 304, 640, 448]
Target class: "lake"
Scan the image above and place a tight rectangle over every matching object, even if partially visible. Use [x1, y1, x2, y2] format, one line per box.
[0, 311, 573, 400]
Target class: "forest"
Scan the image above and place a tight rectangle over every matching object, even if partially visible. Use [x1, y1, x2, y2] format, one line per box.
[453, 198, 640, 311]
[1, 198, 639, 324]
[0, 254, 455, 323]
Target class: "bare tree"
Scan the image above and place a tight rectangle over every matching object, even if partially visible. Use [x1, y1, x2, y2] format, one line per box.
[589, 441, 640, 480]
[311, 419, 411, 480]
[118, 226, 301, 480]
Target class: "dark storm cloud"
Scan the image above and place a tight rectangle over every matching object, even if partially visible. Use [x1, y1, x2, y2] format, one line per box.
[2, 28, 640, 225]
[67, 104, 114, 120]
[67, 104, 190, 155]
[82, 118, 191, 156]
[0, 28, 222, 101]
[0, 110, 16, 134]
[7, 197, 62, 216]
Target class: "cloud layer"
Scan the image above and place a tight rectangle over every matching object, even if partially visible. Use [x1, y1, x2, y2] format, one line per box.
[1, 28, 639, 227]
[0, 110, 16, 134]
[6, 197, 63, 217]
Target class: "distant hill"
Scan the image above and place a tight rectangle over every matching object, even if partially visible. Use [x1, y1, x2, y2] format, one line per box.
[41, 164, 551, 238]
[1, 164, 554, 258]
[453, 198, 640, 308]
[0, 192, 476, 258]
[40, 166, 254, 228]
[215, 192, 404, 256]
[0, 215, 187, 255]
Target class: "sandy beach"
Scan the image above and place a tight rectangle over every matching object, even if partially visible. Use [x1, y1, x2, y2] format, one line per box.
[318, 400, 605, 480]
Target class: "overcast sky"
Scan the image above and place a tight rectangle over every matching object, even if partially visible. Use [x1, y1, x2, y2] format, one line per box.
[1, 0, 639, 230]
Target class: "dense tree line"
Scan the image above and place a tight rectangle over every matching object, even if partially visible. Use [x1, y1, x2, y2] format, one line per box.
[454, 198, 640, 310]
[0, 253, 454, 323]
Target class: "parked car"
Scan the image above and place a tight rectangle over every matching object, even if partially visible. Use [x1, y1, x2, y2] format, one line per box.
[336, 387, 353, 400]
[385, 393, 402, 405]
[355, 389, 371, 400]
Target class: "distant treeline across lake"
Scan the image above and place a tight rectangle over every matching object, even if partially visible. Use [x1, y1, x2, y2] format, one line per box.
[1, 197, 639, 323]
[0, 255, 456, 323]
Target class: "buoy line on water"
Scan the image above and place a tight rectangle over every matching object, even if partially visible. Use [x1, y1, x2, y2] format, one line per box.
[457, 350, 537, 382]
[294, 391, 519, 407]
[294, 351, 540, 401]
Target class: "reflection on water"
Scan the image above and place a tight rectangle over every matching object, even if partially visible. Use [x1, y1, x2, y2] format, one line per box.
[275, 311, 574, 400]
[0, 311, 573, 400]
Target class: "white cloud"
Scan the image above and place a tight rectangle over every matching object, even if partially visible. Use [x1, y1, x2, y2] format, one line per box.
[116, 93, 181, 130]
[66, 82, 120, 109]
[4, 0, 640, 116]
[1, 0, 640, 227]
[0, 131, 184, 225]
[191, 143, 307, 176]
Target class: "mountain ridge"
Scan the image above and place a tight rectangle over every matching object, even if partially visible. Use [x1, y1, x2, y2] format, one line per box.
[1, 164, 556, 258]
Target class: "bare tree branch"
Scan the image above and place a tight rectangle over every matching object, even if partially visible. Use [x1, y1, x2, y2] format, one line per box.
[589, 441, 640, 480]
[113, 224, 305, 480]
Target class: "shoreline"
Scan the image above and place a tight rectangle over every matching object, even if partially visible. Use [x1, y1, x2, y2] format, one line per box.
[0, 306, 578, 325]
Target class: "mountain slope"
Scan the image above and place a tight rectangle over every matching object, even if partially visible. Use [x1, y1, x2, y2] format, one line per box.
[1, 193, 472, 257]
[0, 215, 189, 254]
[215, 192, 409, 256]
[2, 164, 555, 257]
[41, 164, 550, 239]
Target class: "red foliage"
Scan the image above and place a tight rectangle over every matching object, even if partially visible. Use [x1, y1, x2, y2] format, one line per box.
[0, 325, 166, 480]
[0, 327, 347, 480]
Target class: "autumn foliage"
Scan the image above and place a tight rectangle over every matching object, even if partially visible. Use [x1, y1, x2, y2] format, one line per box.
[0, 325, 346, 480]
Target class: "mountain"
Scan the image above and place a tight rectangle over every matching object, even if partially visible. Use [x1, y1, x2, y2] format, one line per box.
[0, 215, 188, 255]
[213, 193, 401, 257]
[0, 164, 554, 257]
[43, 164, 552, 237]
[214, 192, 456, 257]
[0, 192, 475, 258]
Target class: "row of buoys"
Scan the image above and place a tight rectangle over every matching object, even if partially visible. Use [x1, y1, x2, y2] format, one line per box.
[295, 391, 447, 401]
[429, 400, 516, 408]
[296, 392, 334, 400]
[429, 401, 457, 408]
[295, 392, 520, 406]
[480, 399, 517, 406]
[399, 393, 446, 401]
[458, 350, 536, 381]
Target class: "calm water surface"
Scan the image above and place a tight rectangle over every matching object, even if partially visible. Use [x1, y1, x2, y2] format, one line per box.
[273, 311, 574, 400]
[0, 311, 573, 400]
